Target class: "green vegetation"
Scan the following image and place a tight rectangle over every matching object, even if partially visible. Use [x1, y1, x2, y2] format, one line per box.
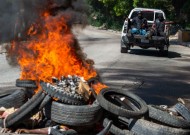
[86, 0, 190, 30]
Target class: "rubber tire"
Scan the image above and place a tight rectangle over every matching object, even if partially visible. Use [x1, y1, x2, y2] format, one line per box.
[121, 47, 128, 53]
[43, 100, 52, 120]
[39, 95, 52, 110]
[51, 100, 103, 126]
[6, 91, 45, 128]
[40, 82, 85, 105]
[97, 119, 112, 135]
[0, 89, 27, 108]
[159, 46, 168, 57]
[163, 50, 169, 56]
[128, 118, 190, 135]
[148, 105, 190, 128]
[174, 103, 190, 122]
[0, 86, 18, 98]
[87, 76, 99, 84]
[121, 38, 130, 53]
[0, 90, 45, 128]
[16, 79, 37, 88]
[103, 118, 134, 135]
[97, 88, 148, 118]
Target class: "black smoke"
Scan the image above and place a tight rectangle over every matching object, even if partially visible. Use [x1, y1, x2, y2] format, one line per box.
[0, 0, 88, 43]
[5, 0, 90, 66]
[0, 0, 20, 42]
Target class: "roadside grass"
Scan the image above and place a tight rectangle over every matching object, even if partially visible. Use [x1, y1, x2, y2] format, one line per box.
[88, 17, 122, 31]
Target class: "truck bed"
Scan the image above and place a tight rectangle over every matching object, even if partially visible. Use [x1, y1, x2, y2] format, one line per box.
[126, 34, 166, 47]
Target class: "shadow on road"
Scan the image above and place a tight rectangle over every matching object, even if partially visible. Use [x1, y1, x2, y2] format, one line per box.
[99, 66, 190, 106]
[79, 37, 111, 42]
[129, 49, 181, 58]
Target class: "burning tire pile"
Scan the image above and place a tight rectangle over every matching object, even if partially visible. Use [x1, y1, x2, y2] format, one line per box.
[0, 77, 190, 135]
[1, 0, 190, 134]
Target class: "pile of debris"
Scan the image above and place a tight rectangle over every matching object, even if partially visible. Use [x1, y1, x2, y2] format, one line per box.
[0, 76, 190, 135]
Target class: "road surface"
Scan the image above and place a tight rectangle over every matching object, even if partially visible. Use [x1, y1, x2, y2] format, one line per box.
[0, 26, 190, 106]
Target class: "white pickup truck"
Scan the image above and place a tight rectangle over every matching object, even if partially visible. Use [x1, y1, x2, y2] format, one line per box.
[121, 8, 171, 56]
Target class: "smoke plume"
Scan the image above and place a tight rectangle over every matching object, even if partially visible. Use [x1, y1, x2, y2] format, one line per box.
[5, 0, 92, 72]
[0, 0, 88, 43]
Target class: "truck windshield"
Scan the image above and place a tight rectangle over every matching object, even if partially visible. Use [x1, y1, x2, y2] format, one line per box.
[131, 11, 154, 21]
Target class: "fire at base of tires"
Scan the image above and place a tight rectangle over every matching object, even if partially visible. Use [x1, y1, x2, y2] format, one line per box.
[0, 76, 190, 135]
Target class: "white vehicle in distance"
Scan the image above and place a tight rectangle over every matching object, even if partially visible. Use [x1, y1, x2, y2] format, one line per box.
[121, 8, 171, 56]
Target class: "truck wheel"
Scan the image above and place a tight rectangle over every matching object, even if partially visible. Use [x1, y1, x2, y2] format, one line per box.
[164, 50, 169, 56]
[163, 45, 169, 56]
[160, 50, 168, 57]
[121, 47, 128, 53]
[120, 40, 129, 53]
[159, 46, 168, 57]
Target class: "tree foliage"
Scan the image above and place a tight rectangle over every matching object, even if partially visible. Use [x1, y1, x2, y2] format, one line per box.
[99, 0, 133, 16]
[86, 0, 190, 30]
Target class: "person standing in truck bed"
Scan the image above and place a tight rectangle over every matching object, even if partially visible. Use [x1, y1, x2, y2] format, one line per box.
[147, 14, 167, 41]
[153, 14, 165, 36]
[131, 11, 148, 35]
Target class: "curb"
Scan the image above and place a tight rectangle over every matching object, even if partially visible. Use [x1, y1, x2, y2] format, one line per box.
[180, 42, 190, 48]
[170, 36, 190, 48]
[89, 26, 121, 35]
[0, 43, 9, 54]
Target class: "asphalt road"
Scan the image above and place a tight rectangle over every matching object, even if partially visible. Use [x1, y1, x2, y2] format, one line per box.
[1, 26, 190, 106]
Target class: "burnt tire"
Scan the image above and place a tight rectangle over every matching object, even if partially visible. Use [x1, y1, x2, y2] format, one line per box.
[16, 79, 37, 88]
[174, 103, 190, 122]
[40, 82, 85, 105]
[128, 119, 190, 135]
[97, 88, 148, 118]
[103, 118, 134, 135]
[87, 76, 99, 84]
[0, 88, 27, 108]
[51, 100, 103, 126]
[148, 105, 190, 128]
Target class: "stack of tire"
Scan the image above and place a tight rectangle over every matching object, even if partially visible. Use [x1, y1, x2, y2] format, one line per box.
[40, 81, 104, 134]
[0, 78, 105, 134]
[1, 79, 190, 135]
[0, 79, 46, 128]
[0, 79, 58, 129]
[97, 88, 190, 135]
[39, 77, 115, 134]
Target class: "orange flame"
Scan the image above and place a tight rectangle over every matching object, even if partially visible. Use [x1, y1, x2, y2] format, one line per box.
[92, 82, 108, 94]
[27, 25, 37, 36]
[12, 13, 97, 83]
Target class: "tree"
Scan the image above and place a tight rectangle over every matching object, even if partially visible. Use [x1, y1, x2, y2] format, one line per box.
[86, 0, 190, 30]
[99, 0, 133, 16]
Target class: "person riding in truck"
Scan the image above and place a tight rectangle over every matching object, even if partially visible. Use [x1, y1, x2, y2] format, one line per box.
[131, 11, 148, 35]
[147, 13, 168, 45]
[152, 14, 165, 36]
